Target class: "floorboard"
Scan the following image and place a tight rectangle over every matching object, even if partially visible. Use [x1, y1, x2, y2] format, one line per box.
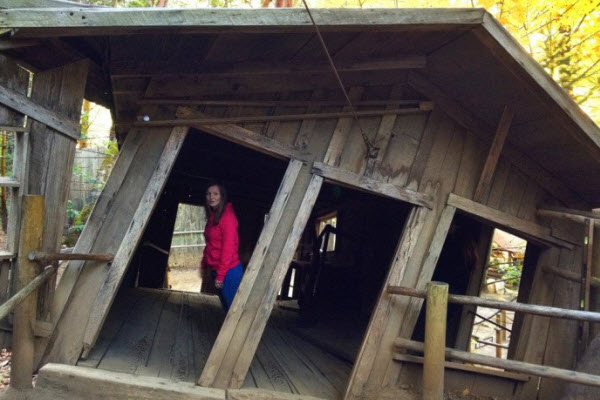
[79, 288, 354, 399]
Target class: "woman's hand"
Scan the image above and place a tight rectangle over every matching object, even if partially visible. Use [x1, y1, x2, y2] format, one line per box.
[215, 280, 224, 289]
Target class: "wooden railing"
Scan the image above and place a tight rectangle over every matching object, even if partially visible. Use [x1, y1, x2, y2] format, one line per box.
[7, 195, 113, 389]
[389, 283, 600, 400]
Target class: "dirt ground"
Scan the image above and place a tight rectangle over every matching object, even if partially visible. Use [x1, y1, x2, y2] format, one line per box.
[167, 266, 203, 292]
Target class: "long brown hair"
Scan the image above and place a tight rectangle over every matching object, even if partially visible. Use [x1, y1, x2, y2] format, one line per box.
[205, 182, 228, 225]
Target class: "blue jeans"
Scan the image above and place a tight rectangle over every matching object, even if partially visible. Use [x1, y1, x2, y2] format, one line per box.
[212, 263, 243, 312]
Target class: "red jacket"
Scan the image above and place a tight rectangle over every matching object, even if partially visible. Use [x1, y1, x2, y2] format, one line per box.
[202, 203, 240, 283]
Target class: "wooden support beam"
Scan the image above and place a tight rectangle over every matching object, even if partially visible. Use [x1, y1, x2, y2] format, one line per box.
[198, 160, 311, 388]
[38, 128, 146, 367]
[0, 177, 19, 187]
[393, 353, 530, 382]
[136, 107, 428, 128]
[538, 208, 600, 225]
[447, 193, 574, 249]
[0, 265, 53, 322]
[582, 219, 594, 347]
[0, 125, 27, 132]
[35, 363, 226, 400]
[0, 0, 98, 7]
[0, 39, 39, 50]
[423, 282, 448, 400]
[406, 71, 586, 208]
[112, 56, 427, 78]
[137, 99, 432, 109]
[387, 285, 600, 323]
[312, 161, 433, 209]
[81, 126, 188, 358]
[28, 59, 89, 328]
[542, 264, 600, 288]
[12, 195, 44, 389]
[226, 175, 323, 388]
[395, 338, 600, 388]
[28, 251, 113, 265]
[0, 8, 486, 36]
[0, 83, 80, 140]
[176, 107, 309, 162]
[473, 106, 514, 202]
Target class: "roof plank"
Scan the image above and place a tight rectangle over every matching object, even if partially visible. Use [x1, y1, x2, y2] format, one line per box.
[0, 8, 486, 36]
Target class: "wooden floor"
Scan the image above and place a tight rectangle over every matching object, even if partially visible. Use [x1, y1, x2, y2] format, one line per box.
[78, 288, 354, 399]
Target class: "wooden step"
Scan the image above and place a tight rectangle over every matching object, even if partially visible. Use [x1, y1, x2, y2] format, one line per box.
[35, 363, 225, 400]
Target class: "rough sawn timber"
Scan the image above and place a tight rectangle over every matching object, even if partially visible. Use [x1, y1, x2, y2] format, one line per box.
[41, 126, 186, 366]
[82, 126, 189, 357]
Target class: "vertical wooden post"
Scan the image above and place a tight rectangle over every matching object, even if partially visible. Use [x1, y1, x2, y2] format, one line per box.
[423, 281, 448, 400]
[581, 218, 594, 351]
[495, 328, 503, 358]
[12, 195, 44, 389]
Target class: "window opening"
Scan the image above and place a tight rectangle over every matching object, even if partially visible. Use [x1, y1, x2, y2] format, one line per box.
[470, 229, 526, 359]
[167, 203, 206, 292]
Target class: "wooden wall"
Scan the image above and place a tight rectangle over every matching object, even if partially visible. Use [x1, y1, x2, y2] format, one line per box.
[37, 75, 588, 399]
[0, 55, 29, 349]
[184, 82, 585, 399]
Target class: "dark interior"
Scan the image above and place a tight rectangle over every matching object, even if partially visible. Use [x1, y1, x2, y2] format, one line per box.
[123, 129, 288, 289]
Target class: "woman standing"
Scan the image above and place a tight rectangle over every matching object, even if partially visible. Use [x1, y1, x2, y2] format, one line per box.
[201, 182, 243, 311]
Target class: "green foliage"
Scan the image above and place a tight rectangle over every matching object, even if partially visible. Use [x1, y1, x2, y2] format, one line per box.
[498, 260, 523, 287]
[66, 200, 79, 222]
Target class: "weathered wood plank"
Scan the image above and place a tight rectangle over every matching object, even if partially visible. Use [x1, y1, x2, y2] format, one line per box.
[227, 175, 323, 389]
[198, 159, 303, 388]
[0, 8, 486, 35]
[537, 246, 582, 400]
[365, 85, 406, 177]
[25, 59, 88, 362]
[81, 127, 189, 357]
[38, 129, 145, 367]
[452, 129, 484, 199]
[177, 108, 310, 162]
[312, 161, 433, 209]
[0, 176, 20, 187]
[227, 388, 325, 400]
[358, 119, 465, 396]
[344, 206, 429, 400]
[97, 290, 169, 374]
[473, 106, 514, 202]
[11, 195, 44, 389]
[114, 57, 426, 78]
[41, 127, 174, 367]
[293, 91, 323, 150]
[35, 363, 226, 400]
[138, 107, 430, 127]
[476, 16, 600, 165]
[322, 87, 364, 167]
[0, 0, 98, 8]
[406, 70, 586, 208]
[448, 193, 574, 249]
[377, 113, 429, 187]
[0, 82, 80, 140]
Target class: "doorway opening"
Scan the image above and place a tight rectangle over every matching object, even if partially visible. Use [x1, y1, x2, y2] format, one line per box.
[251, 182, 413, 398]
[469, 229, 528, 359]
[123, 129, 288, 292]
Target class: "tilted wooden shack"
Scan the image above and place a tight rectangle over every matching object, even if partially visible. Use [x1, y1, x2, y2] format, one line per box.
[0, 2, 599, 399]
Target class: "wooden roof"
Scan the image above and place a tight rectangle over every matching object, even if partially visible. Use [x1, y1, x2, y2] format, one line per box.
[1, 7, 600, 205]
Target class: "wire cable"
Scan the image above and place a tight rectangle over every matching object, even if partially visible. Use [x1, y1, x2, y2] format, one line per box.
[300, 0, 379, 159]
